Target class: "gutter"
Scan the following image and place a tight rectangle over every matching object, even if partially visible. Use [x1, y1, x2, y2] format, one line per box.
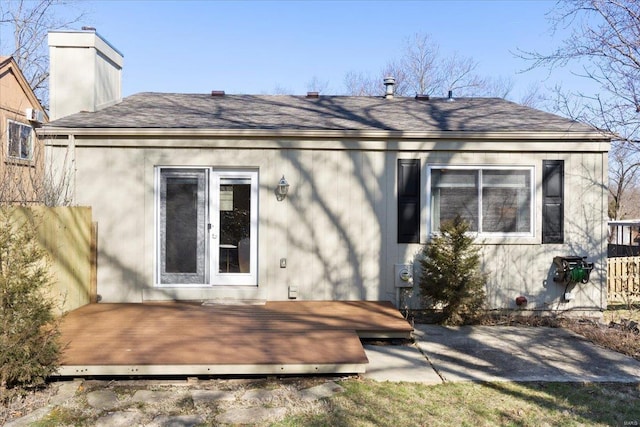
[38, 127, 610, 142]
[38, 128, 611, 153]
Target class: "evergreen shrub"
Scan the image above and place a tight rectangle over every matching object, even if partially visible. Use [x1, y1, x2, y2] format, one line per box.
[0, 208, 60, 395]
[419, 215, 487, 325]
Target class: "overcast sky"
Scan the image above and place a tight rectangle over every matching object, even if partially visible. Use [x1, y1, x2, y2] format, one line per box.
[78, 0, 590, 102]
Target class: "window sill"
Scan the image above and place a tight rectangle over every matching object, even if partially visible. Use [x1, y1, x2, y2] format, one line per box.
[5, 158, 35, 168]
[424, 233, 539, 245]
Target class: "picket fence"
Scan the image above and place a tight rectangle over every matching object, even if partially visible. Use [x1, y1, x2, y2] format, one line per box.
[607, 256, 640, 304]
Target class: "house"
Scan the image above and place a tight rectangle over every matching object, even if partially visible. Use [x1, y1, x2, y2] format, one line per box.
[0, 56, 48, 204]
[40, 30, 611, 315]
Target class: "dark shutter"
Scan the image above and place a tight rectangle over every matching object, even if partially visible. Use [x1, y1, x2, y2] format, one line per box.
[542, 160, 564, 244]
[398, 159, 420, 243]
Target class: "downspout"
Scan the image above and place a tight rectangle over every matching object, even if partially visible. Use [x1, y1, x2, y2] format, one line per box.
[69, 133, 77, 205]
[601, 151, 608, 311]
[44, 131, 77, 206]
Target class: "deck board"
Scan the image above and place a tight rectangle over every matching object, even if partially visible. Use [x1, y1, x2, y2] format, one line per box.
[56, 301, 412, 376]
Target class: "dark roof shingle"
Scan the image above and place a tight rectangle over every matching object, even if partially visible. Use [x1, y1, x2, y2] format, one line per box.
[46, 92, 598, 134]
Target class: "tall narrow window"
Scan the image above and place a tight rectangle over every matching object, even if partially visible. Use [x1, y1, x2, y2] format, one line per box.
[542, 160, 564, 243]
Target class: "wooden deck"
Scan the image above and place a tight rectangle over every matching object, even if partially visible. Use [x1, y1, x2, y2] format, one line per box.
[56, 301, 413, 377]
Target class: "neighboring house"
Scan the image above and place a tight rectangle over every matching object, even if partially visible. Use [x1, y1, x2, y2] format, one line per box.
[0, 56, 48, 204]
[40, 30, 611, 314]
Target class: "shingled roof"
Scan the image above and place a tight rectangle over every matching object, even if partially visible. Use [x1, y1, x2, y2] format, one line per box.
[46, 92, 598, 134]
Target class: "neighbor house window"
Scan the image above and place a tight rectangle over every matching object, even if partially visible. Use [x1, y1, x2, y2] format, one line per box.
[428, 166, 533, 236]
[7, 120, 33, 160]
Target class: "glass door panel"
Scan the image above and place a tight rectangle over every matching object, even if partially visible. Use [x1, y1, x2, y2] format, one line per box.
[159, 169, 207, 284]
[218, 178, 251, 273]
[211, 170, 258, 285]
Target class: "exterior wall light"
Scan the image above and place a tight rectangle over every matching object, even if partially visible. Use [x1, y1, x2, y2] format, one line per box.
[276, 175, 290, 201]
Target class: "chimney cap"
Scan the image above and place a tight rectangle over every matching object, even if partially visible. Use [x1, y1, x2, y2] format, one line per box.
[211, 90, 225, 97]
[415, 94, 430, 100]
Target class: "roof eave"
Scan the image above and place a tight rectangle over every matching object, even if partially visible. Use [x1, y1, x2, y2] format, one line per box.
[37, 127, 609, 141]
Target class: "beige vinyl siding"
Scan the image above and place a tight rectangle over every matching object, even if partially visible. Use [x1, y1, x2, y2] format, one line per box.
[414, 150, 607, 310]
[75, 146, 145, 302]
[44, 134, 608, 312]
[283, 149, 390, 301]
[65, 141, 398, 303]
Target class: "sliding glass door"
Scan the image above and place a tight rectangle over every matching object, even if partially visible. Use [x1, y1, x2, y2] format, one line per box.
[157, 168, 258, 286]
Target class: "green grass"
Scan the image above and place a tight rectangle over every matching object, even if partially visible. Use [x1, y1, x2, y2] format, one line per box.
[31, 407, 90, 427]
[276, 380, 640, 427]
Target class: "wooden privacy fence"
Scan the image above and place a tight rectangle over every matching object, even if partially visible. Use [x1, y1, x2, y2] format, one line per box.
[607, 256, 640, 303]
[4, 206, 95, 314]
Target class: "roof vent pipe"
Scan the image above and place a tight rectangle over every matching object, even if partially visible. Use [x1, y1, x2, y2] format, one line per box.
[384, 76, 395, 99]
[447, 90, 454, 101]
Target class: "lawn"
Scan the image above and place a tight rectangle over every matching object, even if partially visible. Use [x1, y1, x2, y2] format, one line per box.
[277, 380, 640, 427]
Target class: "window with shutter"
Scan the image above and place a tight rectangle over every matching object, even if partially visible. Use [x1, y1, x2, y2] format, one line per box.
[427, 166, 534, 237]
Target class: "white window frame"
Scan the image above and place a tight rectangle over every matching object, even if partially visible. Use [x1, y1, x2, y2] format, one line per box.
[210, 169, 259, 286]
[6, 119, 33, 161]
[426, 165, 535, 239]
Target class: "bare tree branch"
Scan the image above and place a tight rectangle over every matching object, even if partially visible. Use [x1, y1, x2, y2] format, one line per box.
[0, 0, 85, 109]
[519, 0, 640, 218]
[343, 32, 514, 98]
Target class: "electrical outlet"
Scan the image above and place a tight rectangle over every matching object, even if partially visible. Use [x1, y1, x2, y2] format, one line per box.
[288, 286, 298, 299]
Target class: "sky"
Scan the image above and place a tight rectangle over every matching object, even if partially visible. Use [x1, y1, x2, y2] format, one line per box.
[69, 1, 591, 102]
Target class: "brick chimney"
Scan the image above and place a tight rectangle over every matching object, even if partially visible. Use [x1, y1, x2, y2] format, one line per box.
[48, 29, 123, 121]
